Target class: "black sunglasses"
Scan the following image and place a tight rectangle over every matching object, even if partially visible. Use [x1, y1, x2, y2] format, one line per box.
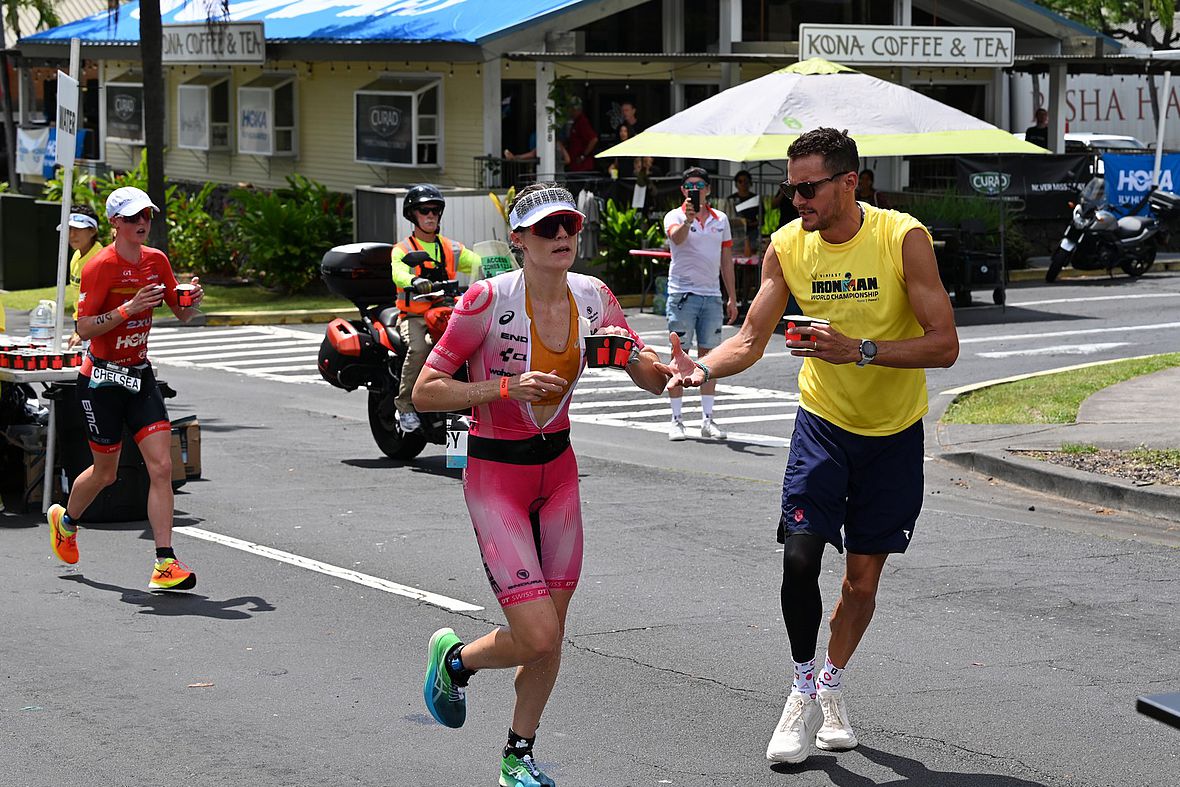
[529, 212, 584, 239]
[780, 171, 851, 201]
[416, 205, 443, 216]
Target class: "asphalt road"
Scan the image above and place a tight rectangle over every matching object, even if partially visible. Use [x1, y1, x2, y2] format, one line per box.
[2, 271, 1179, 786]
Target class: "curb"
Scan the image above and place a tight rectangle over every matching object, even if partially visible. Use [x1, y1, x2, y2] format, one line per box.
[157, 308, 354, 328]
[1008, 259, 1180, 283]
[940, 449, 1180, 522]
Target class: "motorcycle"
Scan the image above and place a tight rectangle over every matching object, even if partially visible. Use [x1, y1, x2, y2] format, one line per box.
[1046, 177, 1180, 283]
[317, 243, 467, 460]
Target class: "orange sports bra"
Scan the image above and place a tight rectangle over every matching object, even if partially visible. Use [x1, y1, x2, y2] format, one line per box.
[526, 289, 580, 407]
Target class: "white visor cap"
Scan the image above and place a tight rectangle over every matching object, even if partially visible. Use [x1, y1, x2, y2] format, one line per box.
[509, 187, 585, 230]
[58, 212, 98, 231]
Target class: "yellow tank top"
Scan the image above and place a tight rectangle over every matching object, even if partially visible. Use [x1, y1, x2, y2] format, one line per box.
[526, 289, 580, 407]
[772, 204, 930, 436]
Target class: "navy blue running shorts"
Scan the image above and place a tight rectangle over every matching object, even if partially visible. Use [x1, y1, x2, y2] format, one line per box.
[778, 407, 924, 554]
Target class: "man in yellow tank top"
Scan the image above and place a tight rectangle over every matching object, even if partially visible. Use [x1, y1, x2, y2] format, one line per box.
[663, 128, 959, 765]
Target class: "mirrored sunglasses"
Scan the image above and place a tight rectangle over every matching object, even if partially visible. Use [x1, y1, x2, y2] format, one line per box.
[683, 180, 708, 191]
[529, 212, 584, 239]
[779, 172, 850, 201]
[120, 208, 155, 223]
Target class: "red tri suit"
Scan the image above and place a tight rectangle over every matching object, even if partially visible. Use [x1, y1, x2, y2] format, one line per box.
[76, 245, 179, 366]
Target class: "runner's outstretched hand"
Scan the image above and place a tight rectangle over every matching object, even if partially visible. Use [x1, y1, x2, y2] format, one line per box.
[652, 333, 704, 388]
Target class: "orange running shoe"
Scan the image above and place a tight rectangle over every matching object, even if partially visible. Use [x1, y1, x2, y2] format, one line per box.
[149, 557, 197, 591]
[48, 504, 78, 564]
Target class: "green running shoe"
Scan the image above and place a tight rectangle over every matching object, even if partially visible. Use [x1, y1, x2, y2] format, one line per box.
[499, 753, 556, 787]
[423, 627, 466, 728]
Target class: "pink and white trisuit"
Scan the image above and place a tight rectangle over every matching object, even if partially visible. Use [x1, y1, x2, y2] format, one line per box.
[425, 269, 643, 607]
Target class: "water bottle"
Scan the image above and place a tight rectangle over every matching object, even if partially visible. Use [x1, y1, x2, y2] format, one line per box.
[29, 300, 55, 347]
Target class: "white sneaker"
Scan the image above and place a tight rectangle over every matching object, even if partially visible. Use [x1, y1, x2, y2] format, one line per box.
[700, 417, 726, 440]
[815, 688, 858, 751]
[766, 691, 823, 763]
[399, 411, 422, 433]
[668, 419, 687, 441]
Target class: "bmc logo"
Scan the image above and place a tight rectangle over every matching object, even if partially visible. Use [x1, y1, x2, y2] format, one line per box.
[115, 331, 149, 349]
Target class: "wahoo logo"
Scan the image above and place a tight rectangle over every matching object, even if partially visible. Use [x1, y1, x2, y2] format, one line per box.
[969, 171, 1010, 196]
[369, 105, 402, 137]
[113, 94, 136, 121]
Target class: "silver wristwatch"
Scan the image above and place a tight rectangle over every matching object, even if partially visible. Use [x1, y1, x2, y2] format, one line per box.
[856, 339, 878, 367]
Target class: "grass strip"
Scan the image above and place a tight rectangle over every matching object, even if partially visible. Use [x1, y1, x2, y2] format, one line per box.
[942, 353, 1180, 424]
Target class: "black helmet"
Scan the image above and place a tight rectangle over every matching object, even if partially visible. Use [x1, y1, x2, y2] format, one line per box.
[402, 184, 446, 224]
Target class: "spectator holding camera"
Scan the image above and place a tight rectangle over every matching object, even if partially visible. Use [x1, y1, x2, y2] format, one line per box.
[662, 166, 738, 442]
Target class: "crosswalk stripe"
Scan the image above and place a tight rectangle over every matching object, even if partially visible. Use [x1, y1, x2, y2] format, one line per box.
[570, 413, 792, 448]
[152, 342, 315, 360]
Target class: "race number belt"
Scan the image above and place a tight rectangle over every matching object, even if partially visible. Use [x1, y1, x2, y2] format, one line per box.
[467, 429, 570, 465]
[87, 354, 144, 392]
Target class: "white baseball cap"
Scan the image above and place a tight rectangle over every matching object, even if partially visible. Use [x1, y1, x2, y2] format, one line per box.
[57, 212, 98, 231]
[105, 186, 160, 219]
[508, 186, 585, 229]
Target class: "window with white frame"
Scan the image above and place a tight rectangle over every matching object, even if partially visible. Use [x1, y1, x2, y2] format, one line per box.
[238, 73, 296, 156]
[178, 72, 231, 151]
[354, 75, 442, 167]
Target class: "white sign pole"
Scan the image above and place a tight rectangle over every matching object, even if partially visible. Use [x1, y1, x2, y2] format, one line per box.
[1154, 70, 1172, 187]
[44, 37, 81, 513]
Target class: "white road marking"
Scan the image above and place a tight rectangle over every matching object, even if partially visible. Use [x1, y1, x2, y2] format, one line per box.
[959, 320, 1180, 344]
[1009, 292, 1180, 308]
[570, 413, 793, 448]
[977, 342, 1130, 358]
[173, 526, 483, 612]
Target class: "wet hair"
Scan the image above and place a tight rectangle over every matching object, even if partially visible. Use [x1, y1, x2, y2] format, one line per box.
[787, 128, 860, 177]
[70, 204, 99, 222]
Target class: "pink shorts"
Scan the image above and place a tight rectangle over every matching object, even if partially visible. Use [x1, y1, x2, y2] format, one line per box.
[463, 446, 583, 608]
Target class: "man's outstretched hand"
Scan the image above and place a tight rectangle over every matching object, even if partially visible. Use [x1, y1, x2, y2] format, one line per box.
[652, 332, 704, 388]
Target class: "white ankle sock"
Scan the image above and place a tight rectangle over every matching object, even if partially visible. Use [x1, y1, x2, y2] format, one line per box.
[793, 659, 816, 698]
[701, 395, 715, 419]
[670, 397, 683, 421]
[818, 655, 844, 692]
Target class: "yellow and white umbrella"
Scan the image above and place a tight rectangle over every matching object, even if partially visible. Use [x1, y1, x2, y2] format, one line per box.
[599, 58, 1046, 161]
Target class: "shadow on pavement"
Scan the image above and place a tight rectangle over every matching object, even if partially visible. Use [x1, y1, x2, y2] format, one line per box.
[60, 574, 276, 620]
[190, 417, 267, 434]
[771, 745, 1047, 786]
[341, 455, 462, 480]
[949, 305, 1090, 329]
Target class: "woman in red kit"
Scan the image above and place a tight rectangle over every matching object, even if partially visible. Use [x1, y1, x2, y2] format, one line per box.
[47, 187, 205, 591]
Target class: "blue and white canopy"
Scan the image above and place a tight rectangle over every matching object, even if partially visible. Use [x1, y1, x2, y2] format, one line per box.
[23, 0, 588, 45]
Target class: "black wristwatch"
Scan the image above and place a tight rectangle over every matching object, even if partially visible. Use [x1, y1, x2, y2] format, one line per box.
[856, 339, 878, 367]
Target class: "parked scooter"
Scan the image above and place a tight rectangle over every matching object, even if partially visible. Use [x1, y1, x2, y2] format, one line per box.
[1046, 177, 1180, 282]
[317, 243, 466, 459]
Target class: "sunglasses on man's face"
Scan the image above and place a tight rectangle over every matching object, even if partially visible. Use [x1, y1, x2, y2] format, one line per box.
[416, 205, 443, 216]
[780, 171, 851, 201]
[119, 208, 154, 224]
[683, 181, 708, 191]
[529, 212, 584, 239]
